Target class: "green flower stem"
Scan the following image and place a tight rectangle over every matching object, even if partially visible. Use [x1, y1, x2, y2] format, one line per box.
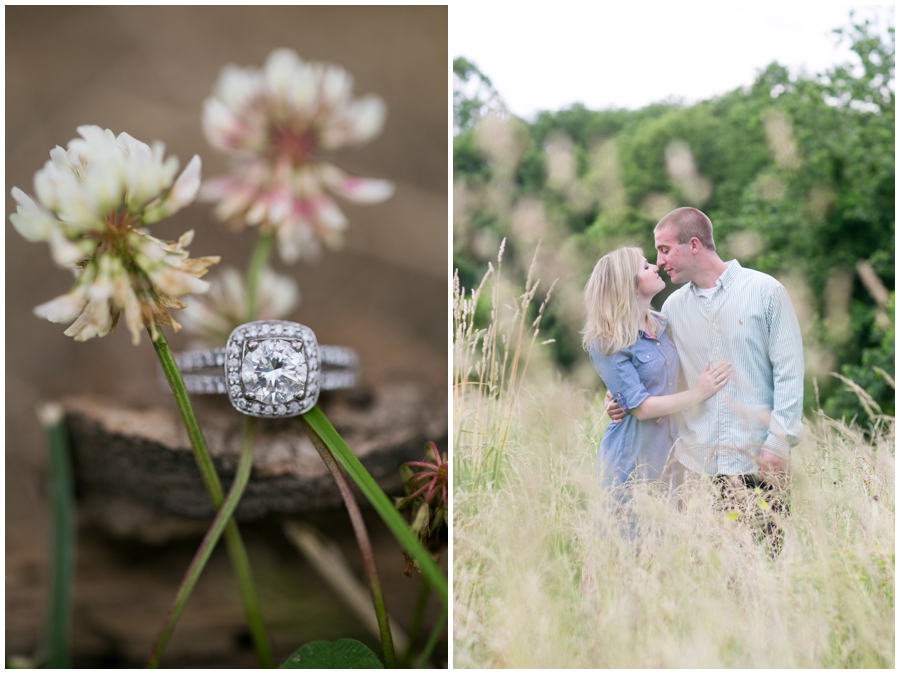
[152, 331, 221, 500]
[38, 403, 75, 669]
[151, 329, 273, 667]
[148, 416, 257, 667]
[245, 230, 275, 322]
[415, 608, 447, 669]
[403, 575, 431, 666]
[243, 228, 446, 653]
[305, 427, 396, 667]
[299, 406, 448, 604]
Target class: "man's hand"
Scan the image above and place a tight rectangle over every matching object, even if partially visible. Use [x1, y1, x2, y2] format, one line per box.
[604, 390, 626, 424]
[758, 449, 786, 474]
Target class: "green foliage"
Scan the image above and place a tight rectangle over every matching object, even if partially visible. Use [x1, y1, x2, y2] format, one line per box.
[824, 293, 895, 421]
[536, 308, 580, 369]
[453, 13, 894, 419]
[453, 57, 504, 133]
[453, 129, 490, 180]
[279, 639, 383, 669]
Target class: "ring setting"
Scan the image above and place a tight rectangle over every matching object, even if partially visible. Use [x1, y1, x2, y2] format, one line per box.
[175, 320, 359, 418]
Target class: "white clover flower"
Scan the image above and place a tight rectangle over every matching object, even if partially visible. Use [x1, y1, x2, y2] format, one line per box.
[200, 48, 394, 263]
[179, 266, 300, 348]
[10, 125, 219, 345]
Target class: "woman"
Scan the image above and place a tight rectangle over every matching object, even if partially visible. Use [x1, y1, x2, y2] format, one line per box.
[582, 247, 730, 488]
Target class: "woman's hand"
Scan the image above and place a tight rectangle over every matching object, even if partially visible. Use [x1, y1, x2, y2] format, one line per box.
[694, 362, 732, 400]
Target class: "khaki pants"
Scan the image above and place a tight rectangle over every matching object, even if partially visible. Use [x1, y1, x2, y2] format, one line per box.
[673, 462, 788, 558]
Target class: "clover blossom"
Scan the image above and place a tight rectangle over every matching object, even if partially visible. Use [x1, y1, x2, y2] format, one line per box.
[397, 441, 448, 575]
[10, 125, 219, 345]
[403, 441, 448, 509]
[179, 265, 300, 348]
[200, 48, 394, 263]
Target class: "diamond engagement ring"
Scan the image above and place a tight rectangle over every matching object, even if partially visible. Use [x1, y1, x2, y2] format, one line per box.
[175, 320, 359, 418]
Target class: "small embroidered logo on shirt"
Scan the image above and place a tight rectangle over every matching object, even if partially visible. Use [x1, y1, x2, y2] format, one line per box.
[739, 319, 743, 325]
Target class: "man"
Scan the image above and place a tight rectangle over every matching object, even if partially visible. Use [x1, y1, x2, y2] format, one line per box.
[608, 207, 805, 483]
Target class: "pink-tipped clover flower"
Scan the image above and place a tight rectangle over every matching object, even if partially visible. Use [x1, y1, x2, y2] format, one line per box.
[200, 48, 394, 263]
[403, 441, 448, 509]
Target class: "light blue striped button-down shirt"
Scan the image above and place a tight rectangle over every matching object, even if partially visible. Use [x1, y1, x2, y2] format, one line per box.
[662, 260, 804, 475]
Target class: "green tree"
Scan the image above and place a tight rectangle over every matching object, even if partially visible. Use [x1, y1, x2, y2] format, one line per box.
[453, 13, 894, 419]
[453, 57, 504, 133]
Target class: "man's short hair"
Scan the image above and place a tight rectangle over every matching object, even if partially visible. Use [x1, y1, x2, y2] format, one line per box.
[655, 207, 716, 251]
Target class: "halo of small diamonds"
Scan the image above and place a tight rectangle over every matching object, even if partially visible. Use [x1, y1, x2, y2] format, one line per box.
[226, 320, 321, 418]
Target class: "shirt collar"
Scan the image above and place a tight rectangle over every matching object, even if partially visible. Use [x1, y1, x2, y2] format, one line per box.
[690, 259, 741, 295]
[639, 312, 668, 339]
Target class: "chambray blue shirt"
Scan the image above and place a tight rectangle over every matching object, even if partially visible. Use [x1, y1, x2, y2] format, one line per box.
[589, 317, 680, 487]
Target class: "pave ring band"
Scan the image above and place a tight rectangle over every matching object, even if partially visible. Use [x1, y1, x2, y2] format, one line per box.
[176, 320, 359, 418]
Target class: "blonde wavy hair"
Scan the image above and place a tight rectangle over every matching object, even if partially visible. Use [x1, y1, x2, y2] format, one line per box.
[581, 247, 661, 355]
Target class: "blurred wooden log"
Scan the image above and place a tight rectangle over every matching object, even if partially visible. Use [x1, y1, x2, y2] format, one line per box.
[64, 369, 446, 538]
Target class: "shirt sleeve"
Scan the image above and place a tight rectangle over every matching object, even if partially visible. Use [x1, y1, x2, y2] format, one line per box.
[590, 346, 650, 414]
[763, 284, 805, 459]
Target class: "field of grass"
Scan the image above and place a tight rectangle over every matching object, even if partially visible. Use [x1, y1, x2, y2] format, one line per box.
[453, 253, 895, 668]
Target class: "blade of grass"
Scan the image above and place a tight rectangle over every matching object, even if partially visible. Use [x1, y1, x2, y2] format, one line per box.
[282, 521, 410, 660]
[152, 329, 273, 667]
[415, 602, 447, 668]
[302, 436, 396, 666]
[147, 416, 257, 667]
[299, 407, 448, 604]
[38, 402, 75, 669]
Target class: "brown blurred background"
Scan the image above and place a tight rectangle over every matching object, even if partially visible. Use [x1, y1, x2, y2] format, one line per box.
[6, 6, 447, 666]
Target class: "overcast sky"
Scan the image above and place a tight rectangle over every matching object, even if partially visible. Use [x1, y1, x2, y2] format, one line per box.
[450, 4, 894, 119]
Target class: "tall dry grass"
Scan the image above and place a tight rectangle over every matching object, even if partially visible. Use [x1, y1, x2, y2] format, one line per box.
[453, 240, 556, 491]
[453, 254, 895, 668]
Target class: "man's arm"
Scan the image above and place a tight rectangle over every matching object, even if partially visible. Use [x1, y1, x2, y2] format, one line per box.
[761, 284, 805, 472]
[604, 389, 625, 423]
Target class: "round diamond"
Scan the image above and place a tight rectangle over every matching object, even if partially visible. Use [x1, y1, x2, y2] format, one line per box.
[241, 339, 308, 405]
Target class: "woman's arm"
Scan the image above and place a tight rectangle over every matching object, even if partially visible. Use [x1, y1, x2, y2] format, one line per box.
[630, 361, 731, 421]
